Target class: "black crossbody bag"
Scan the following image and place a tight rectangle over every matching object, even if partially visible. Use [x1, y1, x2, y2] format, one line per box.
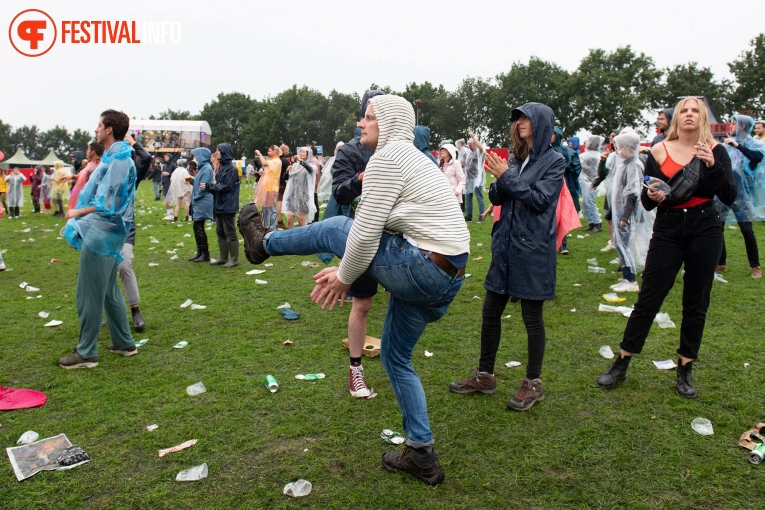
[665, 157, 702, 206]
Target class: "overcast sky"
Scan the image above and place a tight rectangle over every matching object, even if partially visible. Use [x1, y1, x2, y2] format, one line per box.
[1, 0, 761, 135]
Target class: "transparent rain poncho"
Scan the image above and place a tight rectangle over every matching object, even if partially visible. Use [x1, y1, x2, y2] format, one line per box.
[718, 114, 765, 223]
[62, 141, 137, 263]
[579, 135, 603, 185]
[609, 132, 655, 274]
[4, 171, 26, 207]
[282, 148, 317, 221]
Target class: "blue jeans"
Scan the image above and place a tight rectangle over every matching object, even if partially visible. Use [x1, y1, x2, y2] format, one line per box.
[579, 179, 601, 224]
[261, 205, 277, 231]
[266, 216, 465, 445]
[152, 181, 161, 199]
[464, 186, 485, 220]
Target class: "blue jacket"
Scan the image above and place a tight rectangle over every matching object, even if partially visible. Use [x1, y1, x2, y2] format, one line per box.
[553, 126, 582, 197]
[413, 125, 438, 166]
[191, 147, 214, 221]
[485, 103, 564, 300]
[205, 143, 240, 215]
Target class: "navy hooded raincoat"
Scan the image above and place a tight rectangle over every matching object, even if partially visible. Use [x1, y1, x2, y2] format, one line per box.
[486, 103, 565, 301]
[205, 143, 240, 215]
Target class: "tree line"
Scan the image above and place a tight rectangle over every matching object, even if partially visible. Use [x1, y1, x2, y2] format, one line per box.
[2, 35, 763, 160]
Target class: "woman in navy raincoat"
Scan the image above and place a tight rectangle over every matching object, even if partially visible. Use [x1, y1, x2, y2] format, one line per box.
[450, 102, 564, 412]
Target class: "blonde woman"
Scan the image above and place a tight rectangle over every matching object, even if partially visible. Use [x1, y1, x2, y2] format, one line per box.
[596, 97, 736, 399]
[51, 160, 70, 217]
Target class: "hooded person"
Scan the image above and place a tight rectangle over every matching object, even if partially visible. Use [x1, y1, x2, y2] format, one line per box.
[607, 132, 655, 293]
[650, 108, 675, 147]
[69, 150, 85, 179]
[567, 136, 581, 154]
[450, 102, 564, 414]
[169, 159, 192, 222]
[579, 135, 604, 231]
[282, 147, 317, 228]
[552, 126, 582, 253]
[3, 167, 27, 218]
[201, 143, 241, 267]
[51, 160, 71, 217]
[317, 141, 344, 204]
[413, 125, 438, 166]
[189, 147, 215, 262]
[30, 166, 44, 213]
[161, 154, 177, 219]
[237, 94, 470, 486]
[438, 143, 465, 203]
[717, 114, 765, 277]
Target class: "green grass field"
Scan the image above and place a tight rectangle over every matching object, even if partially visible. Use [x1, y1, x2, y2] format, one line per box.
[2, 184, 765, 509]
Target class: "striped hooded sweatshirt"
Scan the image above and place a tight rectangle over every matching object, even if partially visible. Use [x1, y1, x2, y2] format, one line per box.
[337, 95, 470, 285]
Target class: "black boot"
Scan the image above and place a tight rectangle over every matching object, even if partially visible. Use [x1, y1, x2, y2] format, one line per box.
[596, 355, 631, 389]
[676, 358, 697, 399]
[188, 250, 202, 261]
[131, 307, 145, 332]
[592, 223, 603, 233]
[583, 223, 594, 231]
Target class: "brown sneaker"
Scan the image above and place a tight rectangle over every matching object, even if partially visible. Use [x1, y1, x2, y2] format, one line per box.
[58, 349, 99, 369]
[506, 377, 545, 412]
[107, 344, 138, 357]
[382, 446, 445, 486]
[449, 368, 497, 395]
[752, 267, 762, 279]
[237, 203, 271, 264]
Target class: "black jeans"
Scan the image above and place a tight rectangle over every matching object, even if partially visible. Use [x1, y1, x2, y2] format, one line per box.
[479, 290, 546, 379]
[719, 221, 759, 268]
[193, 220, 209, 254]
[621, 202, 722, 360]
[215, 213, 237, 243]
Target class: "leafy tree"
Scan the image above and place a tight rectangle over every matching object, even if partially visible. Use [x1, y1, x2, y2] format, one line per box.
[0, 120, 13, 158]
[10, 125, 42, 159]
[198, 92, 256, 158]
[38, 125, 72, 158]
[488, 57, 573, 147]
[569, 46, 662, 135]
[155, 109, 193, 120]
[69, 129, 93, 154]
[729, 33, 765, 119]
[662, 63, 733, 120]
[452, 77, 494, 143]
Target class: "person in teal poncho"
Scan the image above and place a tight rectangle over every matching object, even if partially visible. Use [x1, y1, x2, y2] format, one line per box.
[58, 110, 138, 369]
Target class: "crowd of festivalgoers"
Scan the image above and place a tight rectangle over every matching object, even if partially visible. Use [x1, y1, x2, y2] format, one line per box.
[1, 98, 764, 486]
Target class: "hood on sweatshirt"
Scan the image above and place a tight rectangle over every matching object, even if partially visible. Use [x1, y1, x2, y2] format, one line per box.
[512, 103, 556, 162]
[662, 107, 674, 132]
[217, 143, 234, 165]
[191, 147, 211, 168]
[732, 114, 755, 142]
[367, 95, 415, 152]
[568, 136, 581, 153]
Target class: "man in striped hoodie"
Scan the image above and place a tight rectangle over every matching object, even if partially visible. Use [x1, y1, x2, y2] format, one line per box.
[238, 94, 470, 485]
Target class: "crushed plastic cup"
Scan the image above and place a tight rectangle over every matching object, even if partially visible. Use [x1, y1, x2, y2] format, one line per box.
[599, 345, 615, 359]
[588, 266, 606, 273]
[149, 263, 159, 267]
[505, 361, 521, 368]
[276, 302, 291, 309]
[44, 320, 63, 327]
[691, 418, 714, 436]
[150, 236, 159, 243]
[136, 339, 149, 347]
[170, 255, 179, 260]
[424, 350, 434, 357]
[190, 304, 206, 310]
[38, 311, 49, 318]
[174, 341, 189, 349]
[176, 463, 208, 482]
[186, 382, 206, 396]
[598, 304, 633, 316]
[654, 312, 676, 329]
[25, 285, 40, 292]
[246, 269, 266, 275]
[295, 373, 326, 381]
[180, 299, 193, 308]
[255, 279, 268, 285]
[17, 431, 40, 445]
[283, 479, 312, 497]
[146, 424, 159, 431]
[586, 257, 598, 265]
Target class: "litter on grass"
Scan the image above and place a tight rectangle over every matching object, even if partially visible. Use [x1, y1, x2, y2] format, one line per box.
[505, 361, 521, 368]
[691, 418, 714, 436]
[653, 359, 677, 370]
[246, 269, 266, 275]
[177, 463, 208, 482]
[476, 242, 483, 247]
[146, 424, 158, 431]
[473, 295, 482, 300]
[598, 304, 633, 317]
[25, 286, 40, 292]
[282, 309, 300, 320]
[186, 382, 206, 396]
[588, 266, 606, 273]
[599, 345, 615, 359]
[17, 431, 40, 445]
[158, 439, 197, 457]
[184, 233, 191, 237]
[135, 339, 149, 347]
[424, 350, 433, 357]
[169, 255, 179, 260]
[180, 299, 193, 308]
[264, 263, 273, 267]
[150, 237, 159, 243]
[38, 311, 49, 318]
[577, 234, 585, 239]
[283, 479, 312, 497]
[655, 312, 676, 329]
[714, 273, 728, 283]
[503, 315, 511, 319]
[301, 260, 321, 268]
[380, 429, 406, 444]
[570, 308, 577, 312]
[44, 320, 63, 327]
[295, 373, 326, 380]
[602, 293, 627, 303]
[610, 258, 620, 265]
[276, 302, 291, 309]
[473, 256, 483, 261]
[190, 304, 206, 310]
[173, 341, 189, 349]
[6, 434, 90, 481]
[586, 257, 598, 265]
[176, 242, 184, 247]
[255, 279, 268, 285]
[149, 263, 159, 267]
[283, 340, 293, 346]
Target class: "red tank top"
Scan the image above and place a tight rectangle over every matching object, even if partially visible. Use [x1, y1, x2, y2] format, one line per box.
[659, 142, 710, 208]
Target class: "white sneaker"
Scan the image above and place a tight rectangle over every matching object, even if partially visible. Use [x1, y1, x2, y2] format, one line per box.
[610, 278, 627, 290]
[600, 241, 615, 252]
[612, 281, 639, 293]
[349, 364, 371, 398]
[0, 262, 5, 271]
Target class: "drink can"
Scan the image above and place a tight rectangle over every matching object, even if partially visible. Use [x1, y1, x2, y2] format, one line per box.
[265, 374, 278, 393]
[749, 444, 765, 464]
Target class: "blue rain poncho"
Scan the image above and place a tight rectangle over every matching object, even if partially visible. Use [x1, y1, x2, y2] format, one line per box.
[62, 141, 137, 263]
[718, 114, 765, 222]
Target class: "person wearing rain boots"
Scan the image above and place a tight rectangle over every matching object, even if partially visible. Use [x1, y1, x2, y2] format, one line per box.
[200, 143, 240, 267]
[189, 148, 214, 262]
